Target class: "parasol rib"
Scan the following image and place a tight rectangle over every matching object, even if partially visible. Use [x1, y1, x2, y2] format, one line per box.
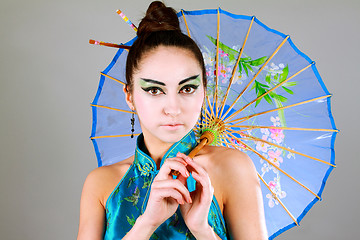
[100, 72, 126, 85]
[224, 132, 321, 200]
[202, 105, 212, 125]
[180, 10, 214, 121]
[181, 10, 191, 37]
[203, 110, 212, 125]
[225, 128, 336, 167]
[228, 63, 313, 120]
[90, 104, 134, 114]
[219, 16, 255, 118]
[218, 139, 249, 151]
[225, 94, 332, 124]
[228, 125, 339, 133]
[206, 93, 216, 120]
[221, 36, 290, 121]
[218, 140, 232, 148]
[213, 9, 221, 116]
[91, 133, 140, 140]
[257, 173, 299, 226]
[200, 113, 211, 132]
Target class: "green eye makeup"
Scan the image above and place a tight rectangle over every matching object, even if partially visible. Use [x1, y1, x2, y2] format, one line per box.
[139, 79, 163, 88]
[139, 79, 165, 94]
[138, 75, 202, 95]
[179, 77, 201, 88]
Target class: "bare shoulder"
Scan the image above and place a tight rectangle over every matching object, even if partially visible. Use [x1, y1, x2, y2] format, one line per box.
[197, 146, 258, 206]
[82, 156, 134, 207]
[197, 147, 267, 238]
[198, 145, 256, 176]
[78, 157, 134, 238]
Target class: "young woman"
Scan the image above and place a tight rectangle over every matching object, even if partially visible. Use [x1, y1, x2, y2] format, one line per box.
[78, 2, 267, 239]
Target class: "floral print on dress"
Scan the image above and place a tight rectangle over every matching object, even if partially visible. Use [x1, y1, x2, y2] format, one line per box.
[103, 131, 228, 239]
[126, 214, 136, 226]
[124, 187, 140, 208]
[137, 161, 154, 177]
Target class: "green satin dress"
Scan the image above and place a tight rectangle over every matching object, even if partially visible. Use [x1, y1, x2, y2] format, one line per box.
[103, 130, 229, 239]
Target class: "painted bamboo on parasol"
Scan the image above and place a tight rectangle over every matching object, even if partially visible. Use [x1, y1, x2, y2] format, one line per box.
[218, 16, 255, 118]
[221, 36, 291, 121]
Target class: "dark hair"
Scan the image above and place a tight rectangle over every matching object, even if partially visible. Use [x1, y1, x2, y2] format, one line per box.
[125, 1, 206, 92]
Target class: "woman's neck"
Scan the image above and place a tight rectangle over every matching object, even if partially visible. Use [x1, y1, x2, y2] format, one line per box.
[142, 134, 173, 169]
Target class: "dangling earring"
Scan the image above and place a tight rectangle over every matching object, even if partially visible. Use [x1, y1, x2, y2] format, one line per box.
[199, 109, 203, 134]
[130, 111, 135, 138]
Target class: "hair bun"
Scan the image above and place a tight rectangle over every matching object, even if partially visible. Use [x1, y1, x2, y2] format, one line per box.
[137, 1, 180, 36]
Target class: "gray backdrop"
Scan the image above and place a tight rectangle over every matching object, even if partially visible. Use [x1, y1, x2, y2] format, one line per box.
[0, 0, 358, 239]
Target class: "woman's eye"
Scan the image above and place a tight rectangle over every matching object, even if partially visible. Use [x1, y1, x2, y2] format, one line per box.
[179, 85, 198, 94]
[145, 87, 164, 96]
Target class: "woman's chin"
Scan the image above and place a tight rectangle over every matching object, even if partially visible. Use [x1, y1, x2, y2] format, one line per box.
[141, 123, 196, 145]
[156, 127, 190, 143]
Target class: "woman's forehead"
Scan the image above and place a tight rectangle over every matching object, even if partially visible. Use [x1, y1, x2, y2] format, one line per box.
[134, 46, 202, 84]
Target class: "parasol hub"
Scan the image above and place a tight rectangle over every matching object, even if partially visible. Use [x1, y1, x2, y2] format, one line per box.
[200, 130, 215, 145]
[213, 118, 225, 133]
[200, 118, 225, 146]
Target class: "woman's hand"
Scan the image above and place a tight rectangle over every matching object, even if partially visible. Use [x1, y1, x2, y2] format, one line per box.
[140, 156, 192, 230]
[177, 152, 216, 239]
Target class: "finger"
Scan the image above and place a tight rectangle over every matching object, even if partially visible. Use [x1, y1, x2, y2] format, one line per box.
[152, 188, 186, 205]
[153, 179, 192, 203]
[157, 159, 190, 180]
[176, 152, 191, 162]
[176, 172, 188, 188]
[190, 171, 214, 200]
[190, 171, 213, 191]
[167, 156, 188, 177]
[176, 153, 212, 191]
[169, 156, 188, 166]
[184, 157, 208, 177]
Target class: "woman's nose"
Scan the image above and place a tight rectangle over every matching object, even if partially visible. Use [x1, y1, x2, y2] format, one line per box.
[163, 95, 181, 116]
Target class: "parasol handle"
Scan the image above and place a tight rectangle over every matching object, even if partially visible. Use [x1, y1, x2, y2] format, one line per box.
[187, 130, 215, 158]
[172, 130, 214, 177]
[188, 138, 208, 158]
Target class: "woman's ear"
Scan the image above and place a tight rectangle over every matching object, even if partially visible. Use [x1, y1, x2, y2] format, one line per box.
[123, 85, 135, 111]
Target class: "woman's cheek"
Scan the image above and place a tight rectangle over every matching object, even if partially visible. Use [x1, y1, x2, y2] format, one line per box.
[133, 94, 164, 118]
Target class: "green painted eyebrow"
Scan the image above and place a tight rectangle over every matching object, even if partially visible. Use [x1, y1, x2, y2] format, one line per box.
[140, 78, 165, 86]
[140, 74, 200, 86]
[178, 75, 201, 85]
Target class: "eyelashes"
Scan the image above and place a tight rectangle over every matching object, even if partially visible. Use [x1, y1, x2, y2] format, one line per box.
[141, 84, 200, 96]
[179, 84, 199, 94]
[141, 86, 164, 96]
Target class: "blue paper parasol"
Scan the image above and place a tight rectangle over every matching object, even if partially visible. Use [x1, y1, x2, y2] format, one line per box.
[89, 8, 338, 239]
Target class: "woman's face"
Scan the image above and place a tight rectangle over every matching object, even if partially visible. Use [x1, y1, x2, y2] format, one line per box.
[125, 46, 205, 145]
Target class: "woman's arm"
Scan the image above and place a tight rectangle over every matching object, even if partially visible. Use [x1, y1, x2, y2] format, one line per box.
[221, 150, 268, 240]
[77, 163, 132, 240]
[77, 169, 107, 240]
